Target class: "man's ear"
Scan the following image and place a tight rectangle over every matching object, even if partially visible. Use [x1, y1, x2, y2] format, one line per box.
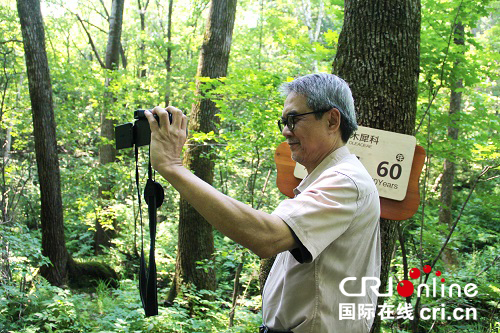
[328, 108, 341, 132]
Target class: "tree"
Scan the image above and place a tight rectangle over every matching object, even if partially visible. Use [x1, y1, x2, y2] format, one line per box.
[95, 0, 125, 253]
[438, 22, 464, 267]
[151, 0, 174, 106]
[172, 0, 237, 301]
[17, 0, 71, 286]
[164, 0, 174, 106]
[17, 0, 118, 288]
[137, 0, 150, 78]
[332, 0, 421, 332]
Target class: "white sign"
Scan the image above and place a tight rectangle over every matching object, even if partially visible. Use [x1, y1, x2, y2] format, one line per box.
[294, 126, 416, 201]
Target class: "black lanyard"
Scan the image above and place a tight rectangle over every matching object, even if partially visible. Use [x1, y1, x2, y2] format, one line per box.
[135, 145, 164, 317]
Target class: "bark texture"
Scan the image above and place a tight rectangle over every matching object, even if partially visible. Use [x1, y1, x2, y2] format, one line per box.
[165, 0, 174, 106]
[17, 0, 70, 286]
[175, 0, 237, 297]
[95, 0, 125, 253]
[439, 22, 464, 267]
[17, 0, 118, 288]
[332, 1, 421, 332]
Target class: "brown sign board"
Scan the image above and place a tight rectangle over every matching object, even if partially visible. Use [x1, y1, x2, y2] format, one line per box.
[275, 142, 426, 221]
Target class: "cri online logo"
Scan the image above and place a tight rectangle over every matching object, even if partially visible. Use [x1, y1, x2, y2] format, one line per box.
[397, 265, 444, 297]
[340, 265, 478, 298]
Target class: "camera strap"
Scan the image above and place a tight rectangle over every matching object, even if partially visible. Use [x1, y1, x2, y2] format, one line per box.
[135, 145, 164, 317]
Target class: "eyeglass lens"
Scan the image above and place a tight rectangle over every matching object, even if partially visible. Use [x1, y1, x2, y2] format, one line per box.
[278, 115, 293, 132]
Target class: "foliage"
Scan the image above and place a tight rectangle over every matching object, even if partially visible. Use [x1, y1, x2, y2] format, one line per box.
[1, 277, 261, 333]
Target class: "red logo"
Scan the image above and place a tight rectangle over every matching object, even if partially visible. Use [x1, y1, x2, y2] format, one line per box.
[397, 265, 445, 297]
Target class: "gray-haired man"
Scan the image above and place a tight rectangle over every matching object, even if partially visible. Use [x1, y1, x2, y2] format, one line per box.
[146, 73, 381, 332]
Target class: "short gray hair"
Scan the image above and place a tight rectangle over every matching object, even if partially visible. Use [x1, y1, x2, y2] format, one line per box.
[279, 73, 358, 142]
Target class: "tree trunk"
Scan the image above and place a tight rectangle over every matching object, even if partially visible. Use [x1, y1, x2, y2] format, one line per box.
[164, 0, 174, 106]
[439, 22, 464, 267]
[95, 0, 125, 254]
[17, 0, 71, 286]
[137, 0, 148, 78]
[174, 0, 237, 301]
[17, 0, 119, 288]
[332, 1, 421, 332]
[259, 255, 275, 294]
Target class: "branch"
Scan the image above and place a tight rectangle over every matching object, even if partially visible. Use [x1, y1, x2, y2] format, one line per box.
[415, 0, 465, 134]
[255, 169, 272, 210]
[72, 40, 87, 59]
[99, 0, 110, 20]
[59, 4, 107, 34]
[476, 254, 500, 277]
[413, 162, 493, 332]
[431, 165, 495, 268]
[76, 17, 107, 34]
[75, 14, 106, 68]
[483, 174, 500, 182]
[419, 110, 432, 271]
[0, 40, 22, 45]
[397, 222, 412, 307]
[229, 252, 245, 327]
[58, 2, 106, 68]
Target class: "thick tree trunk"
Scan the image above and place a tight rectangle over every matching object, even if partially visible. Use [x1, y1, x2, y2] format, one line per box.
[439, 23, 464, 267]
[95, 0, 125, 253]
[174, 0, 237, 300]
[332, 1, 420, 332]
[17, 0, 119, 288]
[17, 0, 71, 286]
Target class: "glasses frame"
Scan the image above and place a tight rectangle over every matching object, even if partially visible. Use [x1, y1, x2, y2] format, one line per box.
[277, 109, 331, 132]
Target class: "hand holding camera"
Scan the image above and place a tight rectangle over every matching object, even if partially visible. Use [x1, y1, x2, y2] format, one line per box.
[144, 106, 188, 172]
[115, 108, 171, 149]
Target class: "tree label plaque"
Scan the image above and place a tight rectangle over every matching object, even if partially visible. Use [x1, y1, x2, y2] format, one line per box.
[294, 126, 416, 201]
[277, 127, 426, 220]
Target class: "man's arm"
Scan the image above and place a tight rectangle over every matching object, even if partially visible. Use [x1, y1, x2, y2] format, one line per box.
[145, 106, 297, 258]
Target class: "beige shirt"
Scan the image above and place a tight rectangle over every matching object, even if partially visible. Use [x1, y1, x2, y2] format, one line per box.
[263, 146, 381, 333]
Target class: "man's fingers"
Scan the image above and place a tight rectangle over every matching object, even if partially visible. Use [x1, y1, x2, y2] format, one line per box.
[181, 113, 188, 133]
[145, 109, 160, 132]
[148, 106, 187, 135]
[151, 106, 171, 130]
[166, 106, 184, 128]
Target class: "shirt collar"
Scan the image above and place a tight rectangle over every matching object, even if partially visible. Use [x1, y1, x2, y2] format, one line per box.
[294, 145, 351, 196]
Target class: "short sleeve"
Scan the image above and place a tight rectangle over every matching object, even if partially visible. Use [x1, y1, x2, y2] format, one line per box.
[272, 170, 359, 262]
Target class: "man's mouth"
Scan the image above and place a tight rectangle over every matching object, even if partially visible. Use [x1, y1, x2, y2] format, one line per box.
[288, 141, 300, 147]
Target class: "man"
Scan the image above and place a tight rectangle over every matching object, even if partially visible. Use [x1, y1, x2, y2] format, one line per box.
[145, 73, 380, 332]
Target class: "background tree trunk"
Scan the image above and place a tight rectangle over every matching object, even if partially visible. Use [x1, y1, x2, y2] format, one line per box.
[95, 0, 125, 254]
[17, 0, 71, 286]
[439, 22, 464, 267]
[164, 0, 174, 106]
[17, 0, 119, 288]
[332, 1, 421, 332]
[174, 0, 237, 301]
[137, 0, 149, 78]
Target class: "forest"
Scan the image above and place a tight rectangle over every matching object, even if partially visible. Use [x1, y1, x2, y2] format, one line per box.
[1, 0, 499, 332]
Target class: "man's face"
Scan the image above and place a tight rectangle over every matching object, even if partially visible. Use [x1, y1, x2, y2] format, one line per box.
[281, 93, 337, 172]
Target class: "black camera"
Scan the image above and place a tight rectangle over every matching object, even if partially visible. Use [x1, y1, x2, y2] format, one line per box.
[115, 109, 172, 150]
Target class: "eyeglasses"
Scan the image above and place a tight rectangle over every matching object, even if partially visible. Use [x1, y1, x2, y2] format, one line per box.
[277, 110, 329, 132]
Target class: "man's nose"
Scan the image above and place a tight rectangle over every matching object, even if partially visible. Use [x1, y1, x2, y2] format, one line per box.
[282, 125, 293, 137]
